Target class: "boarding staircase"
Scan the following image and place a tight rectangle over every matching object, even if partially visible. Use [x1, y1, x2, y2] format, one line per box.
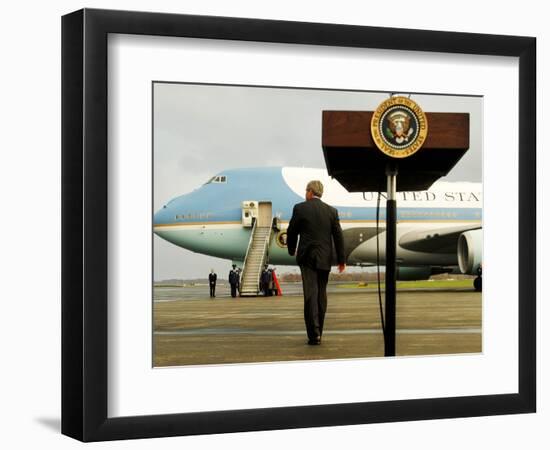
[239, 220, 272, 297]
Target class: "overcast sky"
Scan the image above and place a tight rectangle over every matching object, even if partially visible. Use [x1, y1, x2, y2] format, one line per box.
[153, 83, 482, 281]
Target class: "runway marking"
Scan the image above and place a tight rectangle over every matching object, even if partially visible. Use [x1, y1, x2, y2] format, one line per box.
[155, 328, 481, 336]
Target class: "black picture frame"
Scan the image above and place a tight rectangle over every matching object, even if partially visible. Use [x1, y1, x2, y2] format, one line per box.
[61, 8, 536, 442]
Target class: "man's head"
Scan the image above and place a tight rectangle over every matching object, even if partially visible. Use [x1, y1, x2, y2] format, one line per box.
[305, 180, 323, 201]
[211, 268, 214, 273]
[232, 264, 236, 269]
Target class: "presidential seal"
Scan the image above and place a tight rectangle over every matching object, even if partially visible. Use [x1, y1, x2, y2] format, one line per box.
[371, 96, 428, 158]
[276, 231, 288, 248]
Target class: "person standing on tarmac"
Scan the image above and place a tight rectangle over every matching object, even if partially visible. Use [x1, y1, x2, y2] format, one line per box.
[260, 264, 271, 296]
[228, 264, 240, 298]
[208, 269, 217, 298]
[267, 268, 274, 296]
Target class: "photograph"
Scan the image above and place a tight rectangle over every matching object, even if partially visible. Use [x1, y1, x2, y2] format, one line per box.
[152, 82, 483, 367]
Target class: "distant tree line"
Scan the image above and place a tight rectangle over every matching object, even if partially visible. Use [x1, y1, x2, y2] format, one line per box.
[279, 272, 385, 282]
[278, 271, 475, 282]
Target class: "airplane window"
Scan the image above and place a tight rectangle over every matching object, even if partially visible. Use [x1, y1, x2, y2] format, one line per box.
[220, 176, 226, 182]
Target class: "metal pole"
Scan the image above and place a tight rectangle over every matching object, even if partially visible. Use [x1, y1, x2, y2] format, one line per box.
[384, 165, 397, 357]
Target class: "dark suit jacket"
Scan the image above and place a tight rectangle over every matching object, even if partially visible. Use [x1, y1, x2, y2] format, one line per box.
[209, 273, 217, 285]
[286, 198, 345, 271]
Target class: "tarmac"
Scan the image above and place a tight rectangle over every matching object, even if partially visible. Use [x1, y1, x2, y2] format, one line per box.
[153, 283, 482, 367]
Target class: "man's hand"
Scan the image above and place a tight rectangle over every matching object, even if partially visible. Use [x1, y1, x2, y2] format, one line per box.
[338, 263, 346, 273]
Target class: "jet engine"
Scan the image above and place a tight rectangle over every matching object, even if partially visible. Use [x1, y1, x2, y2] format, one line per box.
[457, 229, 483, 275]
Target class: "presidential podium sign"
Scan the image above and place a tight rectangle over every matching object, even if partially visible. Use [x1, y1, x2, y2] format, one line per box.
[322, 98, 470, 192]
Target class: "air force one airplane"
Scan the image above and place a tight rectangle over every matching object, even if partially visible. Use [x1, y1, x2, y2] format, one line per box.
[153, 167, 483, 294]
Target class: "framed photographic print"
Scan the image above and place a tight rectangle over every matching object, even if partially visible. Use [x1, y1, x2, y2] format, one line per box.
[62, 8, 536, 442]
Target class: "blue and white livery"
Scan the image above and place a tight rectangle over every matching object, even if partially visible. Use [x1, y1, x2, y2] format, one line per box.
[154, 167, 482, 284]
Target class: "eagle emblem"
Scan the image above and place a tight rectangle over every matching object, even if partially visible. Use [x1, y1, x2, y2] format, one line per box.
[371, 96, 428, 158]
[386, 110, 414, 144]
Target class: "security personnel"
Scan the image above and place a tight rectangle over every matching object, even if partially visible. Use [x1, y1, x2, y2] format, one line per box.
[260, 264, 271, 296]
[228, 264, 240, 298]
[208, 269, 217, 298]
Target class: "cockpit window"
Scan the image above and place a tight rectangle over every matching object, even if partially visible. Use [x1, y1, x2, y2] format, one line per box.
[204, 175, 227, 184]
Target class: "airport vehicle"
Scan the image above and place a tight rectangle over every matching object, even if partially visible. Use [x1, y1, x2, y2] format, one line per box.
[154, 167, 482, 294]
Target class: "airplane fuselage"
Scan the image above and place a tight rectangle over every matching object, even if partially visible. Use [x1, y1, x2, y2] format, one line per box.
[154, 167, 482, 271]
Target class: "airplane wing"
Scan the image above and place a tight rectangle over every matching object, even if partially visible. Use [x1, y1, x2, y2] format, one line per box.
[399, 224, 481, 254]
[341, 227, 384, 260]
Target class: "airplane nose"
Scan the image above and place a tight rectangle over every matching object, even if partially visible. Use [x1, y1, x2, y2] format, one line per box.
[153, 204, 173, 228]
[153, 194, 202, 251]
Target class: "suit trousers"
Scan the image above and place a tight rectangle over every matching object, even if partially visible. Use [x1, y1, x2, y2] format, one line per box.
[300, 265, 330, 341]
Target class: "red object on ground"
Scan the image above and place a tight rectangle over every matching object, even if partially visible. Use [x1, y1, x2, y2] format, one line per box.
[272, 270, 283, 296]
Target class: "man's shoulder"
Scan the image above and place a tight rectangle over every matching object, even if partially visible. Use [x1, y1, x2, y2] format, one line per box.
[292, 201, 308, 212]
[327, 203, 338, 215]
[294, 199, 338, 215]
[316, 199, 338, 214]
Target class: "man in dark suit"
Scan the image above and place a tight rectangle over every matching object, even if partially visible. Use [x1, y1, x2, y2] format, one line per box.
[287, 180, 346, 345]
[260, 264, 271, 296]
[208, 269, 217, 298]
[228, 264, 240, 298]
